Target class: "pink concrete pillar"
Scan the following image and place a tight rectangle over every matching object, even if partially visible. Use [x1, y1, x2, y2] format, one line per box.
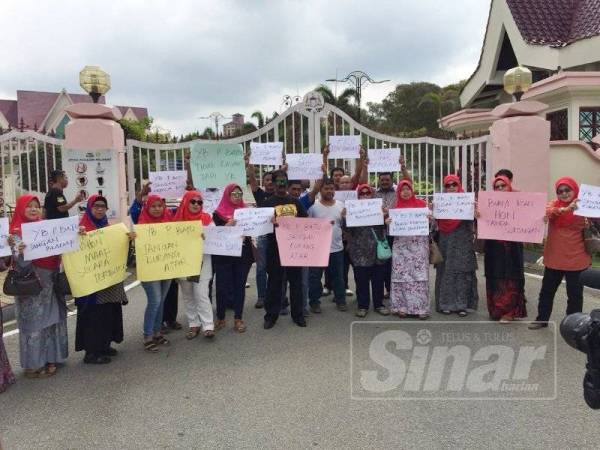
[489, 101, 550, 192]
[63, 103, 127, 222]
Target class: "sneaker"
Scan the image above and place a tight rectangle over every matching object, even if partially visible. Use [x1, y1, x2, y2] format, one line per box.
[321, 288, 331, 296]
[245, 283, 250, 288]
[356, 309, 368, 318]
[345, 289, 354, 296]
[457, 310, 468, 317]
[310, 304, 322, 314]
[255, 298, 264, 309]
[375, 307, 390, 316]
[336, 303, 348, 312]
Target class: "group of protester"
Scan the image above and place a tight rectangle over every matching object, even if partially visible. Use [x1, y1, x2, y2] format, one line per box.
[0, 152, 593, 393]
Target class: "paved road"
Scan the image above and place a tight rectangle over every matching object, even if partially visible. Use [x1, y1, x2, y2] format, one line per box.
[1, 265, 600, 450]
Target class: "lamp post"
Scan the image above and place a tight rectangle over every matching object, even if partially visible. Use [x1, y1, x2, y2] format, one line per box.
[197, 112, 231, 140]
[503, 66, 532, 102]
[326, 70, 389, 122]
[79, 65, 111, 103]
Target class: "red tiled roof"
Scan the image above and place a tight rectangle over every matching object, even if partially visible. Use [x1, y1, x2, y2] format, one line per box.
[506, 0, 600, 47]
[0, 100, 18, 128]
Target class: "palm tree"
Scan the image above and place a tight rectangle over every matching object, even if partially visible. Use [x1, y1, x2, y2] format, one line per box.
[314, 84, 358, 113]
[418, 89, 460, 119]
[251, 111, 265, 128]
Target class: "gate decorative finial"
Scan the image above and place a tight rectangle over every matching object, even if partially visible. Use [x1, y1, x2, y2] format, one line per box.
[302, 91, 325, 113]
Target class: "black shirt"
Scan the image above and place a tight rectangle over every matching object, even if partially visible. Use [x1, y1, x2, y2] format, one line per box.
[252, 187, 274, 207]
[262, 194, 308, 219]
[44, 187, 69, 220]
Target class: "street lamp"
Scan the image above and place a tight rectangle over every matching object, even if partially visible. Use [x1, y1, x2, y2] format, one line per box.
[326, 70, 389, 122]
[79, 65, 111, 103]
[503, 66, 532, 102]
[197, 112, 231, 140]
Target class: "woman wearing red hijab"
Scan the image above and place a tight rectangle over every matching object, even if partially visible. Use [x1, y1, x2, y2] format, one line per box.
[434, 175, 479, 316]
[75, 195, 126, 364]
[7, 194, 68, 378]
[137, 194, 174, 352]
[388, 180, 431, 319]
[174, 190, 215, 339]
[530, 177, 591, 329]
[478, 176, 527, 323]
[212, 183, 254, 333]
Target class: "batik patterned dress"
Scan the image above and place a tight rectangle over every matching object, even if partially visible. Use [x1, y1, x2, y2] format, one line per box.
[390, 235, 430, 315]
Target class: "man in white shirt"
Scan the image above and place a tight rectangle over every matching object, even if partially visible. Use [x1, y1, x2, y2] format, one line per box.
[308, 178, 347, 312]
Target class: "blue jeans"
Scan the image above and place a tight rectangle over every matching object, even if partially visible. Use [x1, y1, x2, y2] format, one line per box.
[309, 251, 346, 306]
[255, 236, 268, 300]
[142, 280, 172, 337]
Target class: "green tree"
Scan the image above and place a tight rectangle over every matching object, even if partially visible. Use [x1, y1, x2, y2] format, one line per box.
[314, 84, 358, 117]
[119, 116, 153, 141]
[251, 111, 265, 128]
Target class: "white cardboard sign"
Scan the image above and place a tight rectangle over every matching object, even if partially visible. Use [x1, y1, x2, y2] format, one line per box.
[367, 148, 401, 172]
[433, 192, 475, 220]
[345, 198, 384, 227]
[388, 208, 430, 236]
[149, 171, 188, 199]
[329, 135, 360, 159]
[249, 142, 284, 166]
[233, 207, 275, 237]
[203, 226, 243, 257]
[286, 154, 323, 180]
[22, 215, 80, 261]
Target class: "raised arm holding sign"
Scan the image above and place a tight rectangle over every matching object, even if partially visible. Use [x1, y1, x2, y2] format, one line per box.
[190, 143, 246, 188]
[286, 153, 323, 180]
[328, 135, 360, 159]
[367, 149, 401, 173]
[249, 142, 284, 166]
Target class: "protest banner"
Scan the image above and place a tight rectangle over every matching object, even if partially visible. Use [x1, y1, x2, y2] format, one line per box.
[148, 170, 188, 199]
[233, 207, 275, 237]
[203, 226, 243, 257]
[388, 208, 430, 236]
[575, 184, 600, 218]
[249, 142, 283, 166]
[22, 215, 80, 261]
[286, 153, 323, 180]
[134, 221, 203, 282]
[63, 223, 129, 297]
[201, 188, 222, 214]
[345, 198, 384, 227]
[477, 191, 547, 243]
[367, 149, 401, 172]
[190, 143, 245, 188]
[328, 135, 361, 159]
[275, 217, 332, 267]
[0, 217, 11, 257]
[433, 192, 475, 220]
[334, 190, 358, 204]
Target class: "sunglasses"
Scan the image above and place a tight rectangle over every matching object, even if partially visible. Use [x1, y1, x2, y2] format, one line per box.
[445, 182, 458, 188]
[557, 188, 572, 195]
[189, 199, 203, 205]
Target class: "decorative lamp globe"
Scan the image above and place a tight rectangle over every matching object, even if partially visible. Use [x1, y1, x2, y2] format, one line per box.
[79, 66, 111, 103]
[503, 66, 532, 101]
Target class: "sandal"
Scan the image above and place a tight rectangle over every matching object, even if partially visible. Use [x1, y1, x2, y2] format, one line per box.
[144, 341, 159, 353]
[203, 330, 215, 339]
[396, 312, 408, 318]
[154, 335, 170, 345]
[215, 320, 226, 331]
[418, 314, 430, 320]
[186, 327, 201, 340]
[24, 368, 55, 379]
[233, 319, 247, 333]
[46, 363, 58, 375]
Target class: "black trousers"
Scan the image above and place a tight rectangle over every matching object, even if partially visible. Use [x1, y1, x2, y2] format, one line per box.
[214, 255, 252, 320]
[536, 267, 584, 322]
[75, 303, 123, 354]
[354, 265, 385, 310]
[265, 240, 304, 323]
[325, 244, 351, 290]
[162, 280, 179, 324]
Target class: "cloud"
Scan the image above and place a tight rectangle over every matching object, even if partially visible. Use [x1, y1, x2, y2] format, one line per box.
[2, 0, 489, 135]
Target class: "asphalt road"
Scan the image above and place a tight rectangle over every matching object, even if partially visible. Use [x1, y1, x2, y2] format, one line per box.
[1, 265, 600, 450]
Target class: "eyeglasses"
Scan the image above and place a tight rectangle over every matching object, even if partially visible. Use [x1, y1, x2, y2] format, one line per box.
[445, 182, 458, 188]
[92, 203, 107, 209]
[358, 191, 371, 196]
[230, 192, 243, 198]
[557, 187, 571, 195]
[274, 179, 288, 186]
[189, 199, 203, 205]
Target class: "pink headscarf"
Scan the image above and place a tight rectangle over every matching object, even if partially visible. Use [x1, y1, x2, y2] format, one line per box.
[214, 183, 246, 221]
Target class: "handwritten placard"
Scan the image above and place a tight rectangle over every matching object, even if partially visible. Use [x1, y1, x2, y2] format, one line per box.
[233, 207, 275, 237]
[203, 226, 243, 257]
[190, 143, 246, 188]
[388, 208, 430, 236]
[22, 215, 80, 261]
[477, 191, 547, 243]
[0, 218, 11, 257]
[250, 142, 283, 166]
[367, 149, 401, 172]
[149, 170, 188, 199]
[575, 184, 600, 218]
[286, 153, 323, 180]
[201, 188, 222, 215]
[345, 198, 384, 227]
[334, 190, 358, 204]
[275, 217, 333, 267]
[433, 192, 475, 220]
[63, 223, 129, 297]
[329, 135, 360, 159]
[134, 221, 203, 282]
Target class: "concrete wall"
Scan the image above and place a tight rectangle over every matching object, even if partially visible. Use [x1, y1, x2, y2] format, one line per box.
[549, 141, 600, 197]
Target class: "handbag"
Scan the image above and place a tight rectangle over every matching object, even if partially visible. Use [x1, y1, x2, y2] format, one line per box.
[429, 238, 444, 265]
[371, 229, 392, 261]
[584, 220, 600, 255]
[3, 265, 43, 297]
[53, 271, 72, 297]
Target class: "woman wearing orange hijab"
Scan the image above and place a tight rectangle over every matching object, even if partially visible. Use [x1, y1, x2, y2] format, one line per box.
[7, 194, 68, 378]
[530, 177, 591, 329]
[173, 190, 215, 339]
[434, 175, 479, 317]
